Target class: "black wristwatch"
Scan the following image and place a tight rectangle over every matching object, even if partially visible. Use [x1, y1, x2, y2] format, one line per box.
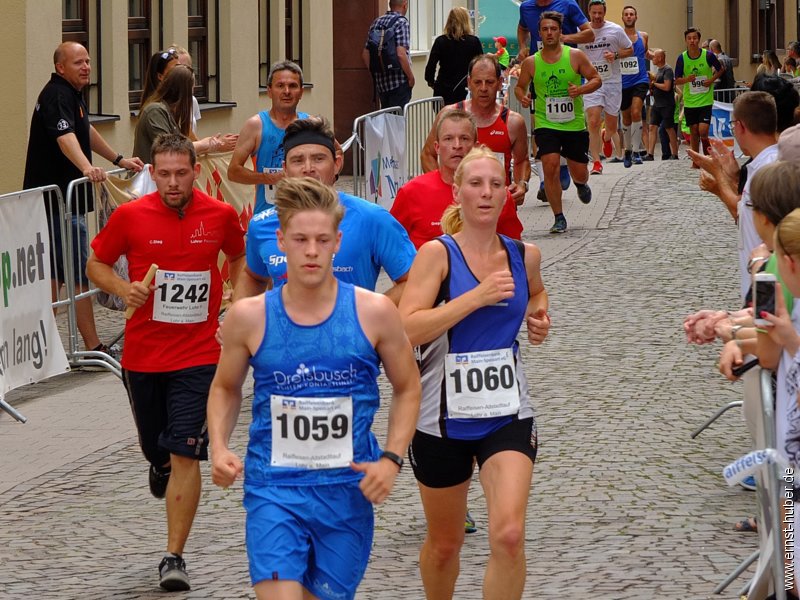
[112, 154, 124, 166]
[380, 450, 404, 471]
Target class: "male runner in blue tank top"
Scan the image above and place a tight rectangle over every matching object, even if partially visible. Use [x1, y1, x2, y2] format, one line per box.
[208, 177, 420, 600]
[620, 5, 651, 167]
[227, 61, 309, 214]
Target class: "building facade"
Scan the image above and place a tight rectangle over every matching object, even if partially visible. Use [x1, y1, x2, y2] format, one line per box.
[6, 1, 797, 194]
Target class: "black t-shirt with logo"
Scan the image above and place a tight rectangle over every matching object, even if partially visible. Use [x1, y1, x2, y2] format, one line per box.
[23, 74, 93, 216]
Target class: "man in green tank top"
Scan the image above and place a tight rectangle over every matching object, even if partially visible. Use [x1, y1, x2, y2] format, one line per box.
[514, 11, 601, 234]
[674, 27, 725, 159]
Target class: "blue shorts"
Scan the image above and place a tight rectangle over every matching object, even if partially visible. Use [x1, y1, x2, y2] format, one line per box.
[244, 481, 374, 599]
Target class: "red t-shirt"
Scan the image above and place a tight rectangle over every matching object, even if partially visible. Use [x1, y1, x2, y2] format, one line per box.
[390, 170, 523, 249]
[91, 189, 245, 372]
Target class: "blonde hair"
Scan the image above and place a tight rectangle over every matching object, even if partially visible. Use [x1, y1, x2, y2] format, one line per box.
[440, 146, 504, 235]
[444, 6, 473, 39]
[775, 208, 800, 259]
[274, 177, 344, 231]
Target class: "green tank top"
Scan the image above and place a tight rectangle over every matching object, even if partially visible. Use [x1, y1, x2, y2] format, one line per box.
[533, 47, 584, 132]
[682, 49, 714, 108]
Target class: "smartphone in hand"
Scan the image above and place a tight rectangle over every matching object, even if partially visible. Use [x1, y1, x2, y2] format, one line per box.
[753, 272, 777, 327]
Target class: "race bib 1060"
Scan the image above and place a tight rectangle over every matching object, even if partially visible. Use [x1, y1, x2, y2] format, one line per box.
[445, 348, 519, 419]
[270, 395, 353, 469]
[153, 270, 210, 324]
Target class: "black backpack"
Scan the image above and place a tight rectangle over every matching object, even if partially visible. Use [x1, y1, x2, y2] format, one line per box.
[367, 14, 403, 76]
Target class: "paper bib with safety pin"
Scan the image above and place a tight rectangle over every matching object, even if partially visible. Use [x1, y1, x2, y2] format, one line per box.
[270, 395, 353, 469]
[153, 270, 211, 324]
[593, 61, 612, 80]
[445, 348, 519, 419]
[262, 167, 283, 205]
[689, 76, 708, 95]
[620, 57, 639, 75]
[546, 96, 575, 123]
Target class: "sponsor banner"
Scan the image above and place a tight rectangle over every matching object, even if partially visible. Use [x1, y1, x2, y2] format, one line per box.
[365, 113, 406, 210]
[710, 100, 743, 157]
[722, 448, 789, 486]
[0, 189, 70, 399]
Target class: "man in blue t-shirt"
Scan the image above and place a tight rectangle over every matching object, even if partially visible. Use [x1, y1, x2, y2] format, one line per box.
[234, 117, 416, 305]
[517, 0, 594, 58]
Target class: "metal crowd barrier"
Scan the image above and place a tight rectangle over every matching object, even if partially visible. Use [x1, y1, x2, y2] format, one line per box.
[350, 107, 403, 199]
[63, 170, 128, 378]
[708, 368, 788, 599]
[713, 86, 751, 103]
[404, 96, 443, 180]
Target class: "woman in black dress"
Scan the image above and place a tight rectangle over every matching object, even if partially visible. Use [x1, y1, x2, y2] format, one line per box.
[425, 7, 484, 105]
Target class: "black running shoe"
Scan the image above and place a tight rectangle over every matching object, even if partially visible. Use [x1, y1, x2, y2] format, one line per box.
[537, 184, 548, 202]
[149, 464, 171, 499]
[576, 183, 592, 204]
[159, 554, 190, 591]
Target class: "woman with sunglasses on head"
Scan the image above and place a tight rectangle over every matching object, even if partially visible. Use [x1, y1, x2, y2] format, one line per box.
[133, 65, 236, 164]
[140, 49, 180, 109]
[398, 146, 550, 600]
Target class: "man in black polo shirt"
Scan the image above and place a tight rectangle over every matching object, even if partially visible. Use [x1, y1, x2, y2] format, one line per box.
[24, 41, 143, 353]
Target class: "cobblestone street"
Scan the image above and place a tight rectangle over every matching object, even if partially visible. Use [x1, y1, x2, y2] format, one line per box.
[0, 159, 761, 599]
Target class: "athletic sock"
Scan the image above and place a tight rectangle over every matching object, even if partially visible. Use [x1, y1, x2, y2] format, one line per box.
[575, 182, 588, 190]
[535, 159, 545, 187]
[631, 121, 642, 153]
[622, 126, 631, 151]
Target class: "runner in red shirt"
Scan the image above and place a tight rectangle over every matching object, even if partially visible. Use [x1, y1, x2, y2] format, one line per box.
[421, 55, 531, 206]
[87, 133, 245, 592]
[392, 109, 523, 248]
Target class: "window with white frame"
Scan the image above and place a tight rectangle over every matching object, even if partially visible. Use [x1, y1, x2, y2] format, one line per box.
[408, 0, 452, 52]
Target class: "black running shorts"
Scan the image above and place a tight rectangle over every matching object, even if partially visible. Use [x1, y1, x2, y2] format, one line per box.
[684, 105, 712, 126]
[409, 417, 538, 488]
[621, 82, 649, 111]
[122, 364, 216, 466]
[534, 128, 590, 163]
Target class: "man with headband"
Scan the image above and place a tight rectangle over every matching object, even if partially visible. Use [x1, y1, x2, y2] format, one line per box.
[233, 116, 416, 305]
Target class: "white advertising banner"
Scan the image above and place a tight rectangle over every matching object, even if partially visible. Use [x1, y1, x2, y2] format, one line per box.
[0, 189, 70, 400]
[365, 113, 406, 210]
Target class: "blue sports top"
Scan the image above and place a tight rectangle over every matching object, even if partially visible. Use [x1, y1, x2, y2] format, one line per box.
[519, 0, 588, 52]
[245, 281, 381, 485]
[621, 32, 650, 88]
[253, 110, 309, 214]
[416, 235, 534, 440]
[245, 191, 416, 290]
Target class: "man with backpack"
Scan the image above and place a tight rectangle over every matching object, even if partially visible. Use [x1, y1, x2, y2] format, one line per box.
[362, 0, 415, 109]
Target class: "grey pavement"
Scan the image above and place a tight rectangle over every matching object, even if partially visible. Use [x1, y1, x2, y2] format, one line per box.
[0, 155, 760, 599]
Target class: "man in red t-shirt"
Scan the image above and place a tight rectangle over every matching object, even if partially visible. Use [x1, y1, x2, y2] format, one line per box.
[393, 109, 523, 248]
[87, 134, 245, 592]
[420, 55, 530, 206]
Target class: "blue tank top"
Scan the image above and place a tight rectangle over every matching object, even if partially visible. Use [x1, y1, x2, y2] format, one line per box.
[246, 281, 381, 486]
[621, 33, 649, 88]
[416, 235, 533, 440]
[254, 110, 309, 214]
